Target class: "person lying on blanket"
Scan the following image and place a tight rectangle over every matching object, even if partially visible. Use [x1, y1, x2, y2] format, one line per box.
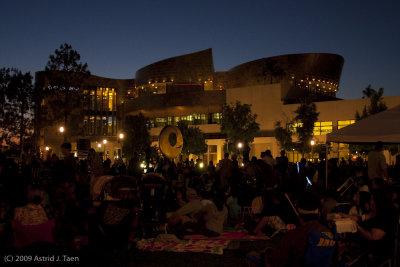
[249, 189, 296, 236]
[166, 188, 228, 237]
[167, 188, 204, 226]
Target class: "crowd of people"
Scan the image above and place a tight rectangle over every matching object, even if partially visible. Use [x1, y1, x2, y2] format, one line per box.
[0, 141, 400, 266]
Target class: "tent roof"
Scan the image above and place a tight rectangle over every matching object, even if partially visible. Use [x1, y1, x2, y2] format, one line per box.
[326, 105, 400, 144]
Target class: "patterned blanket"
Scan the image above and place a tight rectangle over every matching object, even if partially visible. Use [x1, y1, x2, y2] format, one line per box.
[136, 238, 230, 255]
[184, 229, 271, 240]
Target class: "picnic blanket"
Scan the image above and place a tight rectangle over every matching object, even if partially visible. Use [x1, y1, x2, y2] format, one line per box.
[136, 238, 230, 255]
[184, 229, 272, 240]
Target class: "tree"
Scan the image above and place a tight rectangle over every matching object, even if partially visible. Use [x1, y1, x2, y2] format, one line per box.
[262, 60, 285, 84]
[221, 101, 260, 162]
[177, 121, 207, 156]
[294, 100, 319, 157]
[274, 100, 319, 158]
[355, 85, 387, 120]
[273, 121, 294, 151]
[0, 68, 34, 157]
[44, 43, 90, 141]
[122, 113, 151, 162]
[352, 85, 388, 153]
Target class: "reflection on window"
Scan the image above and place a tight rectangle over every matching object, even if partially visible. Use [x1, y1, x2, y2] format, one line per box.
[288, 122, 303, 133]
[203, 145, 218, 165]
[211, 113, 222, 124]
[155, 117, 167, 127]
[338, 120, 355, 129]
[314, 121, 332, 135]
[193, 114, 207, 125]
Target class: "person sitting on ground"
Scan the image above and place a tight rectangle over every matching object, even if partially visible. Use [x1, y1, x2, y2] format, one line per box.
[354, 188, 398, 264]
[203, 191, 228, 236]
[250, 189, 295, 236]
[167, 188, 203, 226]
[368, 141, 388, 181]
[346, 191, 371, 221]
[266, 191, 334, 267]
[14, 185, 48, 225]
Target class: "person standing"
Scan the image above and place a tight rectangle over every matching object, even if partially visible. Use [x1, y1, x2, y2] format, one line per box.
[368, 141, 388, 181]
[216, 153, 233, 188]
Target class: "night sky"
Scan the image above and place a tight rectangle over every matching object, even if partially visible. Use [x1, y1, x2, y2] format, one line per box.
[1, 0, 399, 99]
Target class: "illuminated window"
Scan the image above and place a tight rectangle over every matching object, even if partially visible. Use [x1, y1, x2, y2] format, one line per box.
[194, 114, 207, 125]
[211, 113, 222, 124]
[167, 117, 174, 125]
[288, 122, 303, 133]
[103, 117, 108, 135]
[314, 121, 333, 135]
[203, 145, 218, 164]
[96, 88, 102, 110]
[108, 88, 115, 111]
[108, 117, 113, 135]
[338, 120, 355, 129]
[181, 115, 194, 125]
[155, 117, 167, 127]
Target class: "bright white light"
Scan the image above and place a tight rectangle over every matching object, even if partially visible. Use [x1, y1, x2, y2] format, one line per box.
[237, 142, 243, 149]
[97, 144, 101, 148]
[140, 163, 145, 168]
[59, 126, 64, 133]
[74, 152, 77, 157]
[103, 139, 107, 144]
[119, 133, 124, 139]
[310, 140, 315, 146]
[45, 146, 49, 151]
[199, 163, 204, 168]
[241, 163, 244, 167]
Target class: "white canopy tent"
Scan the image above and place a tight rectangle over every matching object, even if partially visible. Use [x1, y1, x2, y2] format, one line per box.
[326, 105, 400, 144]
[323, 105, 400, 187]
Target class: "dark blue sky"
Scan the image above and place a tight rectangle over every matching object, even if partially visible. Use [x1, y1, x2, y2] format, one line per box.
[1, 0, 399, 99]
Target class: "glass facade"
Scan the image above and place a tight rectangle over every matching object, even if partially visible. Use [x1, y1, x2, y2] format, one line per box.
[288, 121, 332, 135]
[82, 87, 117, 136]
[150, 112, 222, 128]
[203, 145, 218, 164]
[338, 120, 355, 129]
[313, 121, 333, 135]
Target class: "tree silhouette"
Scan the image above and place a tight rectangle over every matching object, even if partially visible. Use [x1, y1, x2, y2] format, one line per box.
[122, 113, 151, 161]
[0, 68, 34, 156]
[294, 100, 319, 157]
[43, 43, 90, 141]
[221, 101, 260, 162]
[177, 120, 207, 156]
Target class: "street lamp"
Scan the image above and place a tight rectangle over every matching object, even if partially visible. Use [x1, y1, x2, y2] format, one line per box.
[237, 142, 243, 164]
[59, 126, 64, 133]
[103, 139, 107, 159]
[97, 143, 101, 148]
[118, 133, 124, 159]
[45, 146, 49, 151]
[310, 139, 316, 162]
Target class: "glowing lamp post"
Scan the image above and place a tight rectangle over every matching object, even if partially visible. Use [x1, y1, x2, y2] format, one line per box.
[310, 139, 316, 161]
[237, 142, 243, 165]
[103, 139, 107, 158]
[118, 133, 124, 159]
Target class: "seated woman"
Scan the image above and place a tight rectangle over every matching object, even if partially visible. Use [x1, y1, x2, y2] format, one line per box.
[250, 189, 295, 236]
[347, 191, 371, 220]
[14, 185, 48, 226]
[203, 191, 228, 236]
[355, 188, 398, 263]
